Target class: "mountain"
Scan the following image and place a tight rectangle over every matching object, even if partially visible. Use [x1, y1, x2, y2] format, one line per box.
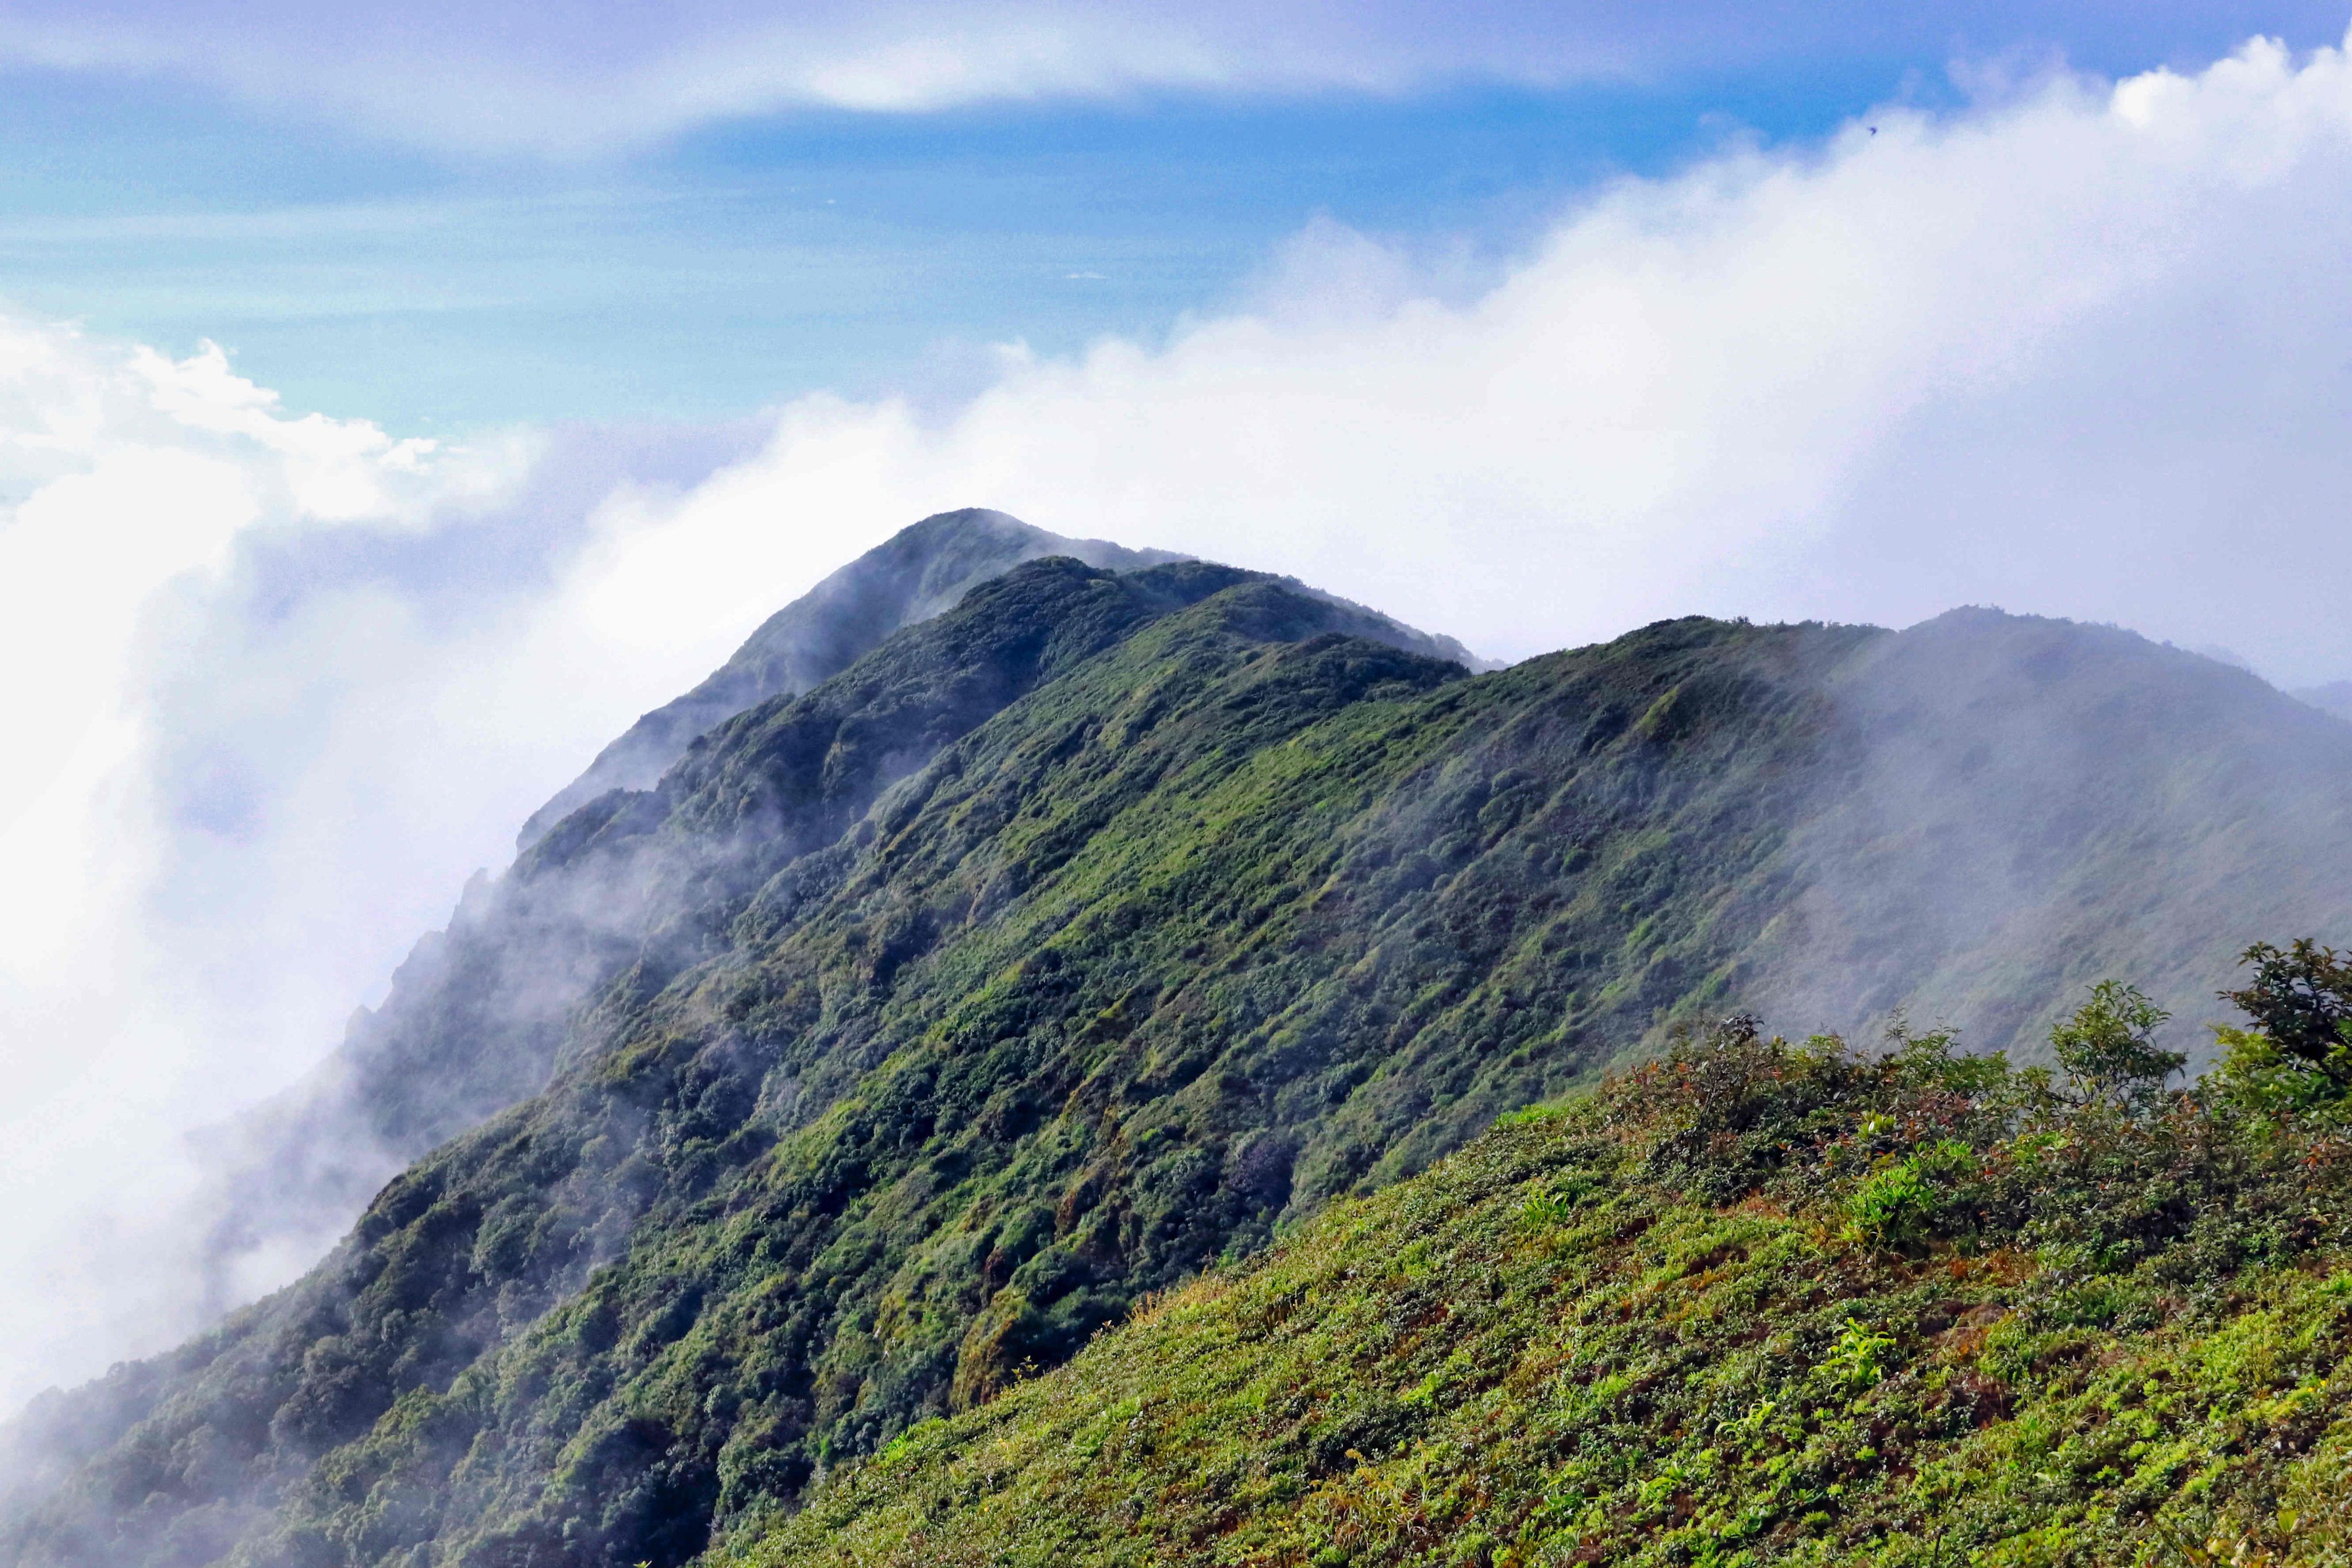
[8, 529, 2352, 1567]
[512, 510, 1183, 853]
[192, 512, 1185, 1315]
[2293, 679, 2352, 725]
[1740, 609, 2352, 1063]
[732, 1020, 2352, 1566]
[194, 508, 1493, 1323]
[513, 506, 1486, 854]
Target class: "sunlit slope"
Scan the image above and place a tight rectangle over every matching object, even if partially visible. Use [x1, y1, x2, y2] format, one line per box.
[732, 1029, 2352, 1567]
[10, 555, 2352, 1568]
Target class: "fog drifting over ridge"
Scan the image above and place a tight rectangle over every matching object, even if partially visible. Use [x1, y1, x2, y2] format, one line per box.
[8, 32, 2352, 1410]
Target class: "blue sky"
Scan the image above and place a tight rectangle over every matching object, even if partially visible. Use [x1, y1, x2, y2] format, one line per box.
[3, 2, 2348, 429]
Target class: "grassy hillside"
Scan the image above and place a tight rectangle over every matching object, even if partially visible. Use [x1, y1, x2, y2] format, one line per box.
[730, 1017, 2352, 1567]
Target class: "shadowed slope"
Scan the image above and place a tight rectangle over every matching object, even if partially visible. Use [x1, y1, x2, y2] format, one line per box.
[1749, 609, 2352, 1063]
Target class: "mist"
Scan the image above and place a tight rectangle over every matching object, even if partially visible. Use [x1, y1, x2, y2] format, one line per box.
[1731, 610, 2352, 1064]
[10, 29, 2352, 1414]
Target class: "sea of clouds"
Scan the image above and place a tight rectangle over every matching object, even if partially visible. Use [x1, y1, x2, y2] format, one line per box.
[6, 32, 2352, 1410]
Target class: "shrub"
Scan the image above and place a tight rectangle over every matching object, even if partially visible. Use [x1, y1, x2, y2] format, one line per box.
[1844, 1138, 1972, 1249]
[2049, 979, 2182, 1114]
[2222, 938, 2352, 1087]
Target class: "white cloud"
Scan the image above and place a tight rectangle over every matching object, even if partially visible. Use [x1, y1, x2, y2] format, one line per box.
[13, 29, 2352, 1407]
[0, 320, 854, 1406]
[606, 33, 2352, 683]
[0, 322, 524, 1406]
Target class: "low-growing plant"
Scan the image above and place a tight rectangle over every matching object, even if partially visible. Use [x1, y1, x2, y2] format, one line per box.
[1844, 1139, 1973, 1248]
[1818, 1315, 1899, 1391]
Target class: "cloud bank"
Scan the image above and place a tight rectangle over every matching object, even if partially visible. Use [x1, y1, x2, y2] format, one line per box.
[10, 32, 2352, 1407]
[605, 33, 2352, 683]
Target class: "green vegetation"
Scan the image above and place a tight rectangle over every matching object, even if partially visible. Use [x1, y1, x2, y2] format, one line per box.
[2048, 982, 2181, 1116]
[2221, 941, 2352, 1096]
[9, 562, 1869, 1568]
[728, 987, 2352, 1567]
[13, 538, 2352, 1568]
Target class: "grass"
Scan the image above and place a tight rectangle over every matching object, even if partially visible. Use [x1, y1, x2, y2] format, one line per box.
[723, 1024, 2352, 1567]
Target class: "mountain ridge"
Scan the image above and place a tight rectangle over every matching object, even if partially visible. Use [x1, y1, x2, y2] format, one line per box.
[7, 524, 2352, 1566]
[195, 512, 1236, 1327]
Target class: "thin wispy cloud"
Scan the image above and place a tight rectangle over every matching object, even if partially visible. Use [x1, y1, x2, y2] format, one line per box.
[0, 2, 2345, 154]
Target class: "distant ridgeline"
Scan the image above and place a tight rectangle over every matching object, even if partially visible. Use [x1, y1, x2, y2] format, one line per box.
[7, 510, 2352, 1567]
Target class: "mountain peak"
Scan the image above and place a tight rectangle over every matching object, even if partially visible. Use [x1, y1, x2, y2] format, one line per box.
[515, 509, 1183, 851]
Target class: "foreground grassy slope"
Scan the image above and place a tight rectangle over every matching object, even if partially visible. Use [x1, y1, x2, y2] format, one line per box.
[737, 1024, 2352, 1567]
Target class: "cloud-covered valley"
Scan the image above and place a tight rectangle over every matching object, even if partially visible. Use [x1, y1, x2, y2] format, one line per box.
[7, 32, 2352, 1409]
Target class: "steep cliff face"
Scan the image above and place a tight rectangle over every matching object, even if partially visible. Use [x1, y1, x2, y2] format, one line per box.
[11, 541, 2352, 1568]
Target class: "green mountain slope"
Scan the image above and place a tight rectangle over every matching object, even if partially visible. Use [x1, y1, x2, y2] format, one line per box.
[195, 510, 1185, 1328]
[9, 536, 2352, 1568]
[197, 510, 1481, 1321]
[732, 1022, 2352, 1567]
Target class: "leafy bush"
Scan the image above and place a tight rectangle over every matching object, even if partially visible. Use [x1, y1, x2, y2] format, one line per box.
[2223, 938, 2352, 1089]
[1844, 1138, 1974, 1248]
[2048, 979, 2183, 1114]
